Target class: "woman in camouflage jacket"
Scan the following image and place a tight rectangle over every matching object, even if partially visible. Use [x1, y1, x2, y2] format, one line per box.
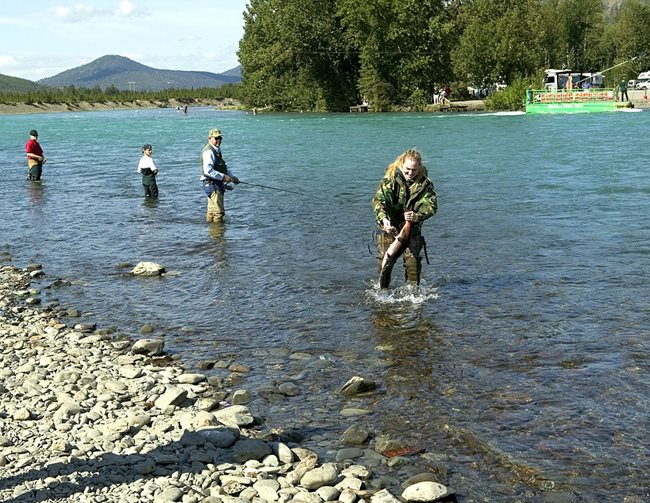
[371, 149, 437, 288]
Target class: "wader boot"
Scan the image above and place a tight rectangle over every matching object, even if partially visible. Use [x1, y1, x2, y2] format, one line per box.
[206, 191, 225, 222]
[376, 231, 396, 289]
[403, 235, 424, 284]
[28, 163, 42, 181]
[142, 173, 158, 198]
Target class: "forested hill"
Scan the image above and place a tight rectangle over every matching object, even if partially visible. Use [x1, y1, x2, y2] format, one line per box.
[0, 74, 48, 93]
[37, 55, 241, 91]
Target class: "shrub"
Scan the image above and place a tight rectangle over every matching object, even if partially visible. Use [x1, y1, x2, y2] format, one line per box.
[485, 78, 532, 111]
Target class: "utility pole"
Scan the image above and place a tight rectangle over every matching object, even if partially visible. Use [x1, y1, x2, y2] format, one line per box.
[128, 81, 136, 92]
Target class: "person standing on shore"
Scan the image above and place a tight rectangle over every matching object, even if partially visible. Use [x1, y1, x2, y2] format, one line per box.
[619, 80, 629, 102]
[200, 128, 240, 222]
[25, 129, 46, 181]
[372, 149, 437, 288]
[137, 144, 159, 199]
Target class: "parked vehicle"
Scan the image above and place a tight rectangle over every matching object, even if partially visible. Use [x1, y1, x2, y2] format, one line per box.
[543, 69, 603, 91]
[633, 71, 650, 89]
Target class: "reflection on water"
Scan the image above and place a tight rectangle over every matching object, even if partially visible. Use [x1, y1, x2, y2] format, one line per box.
[142, 197, 160, 208]
[207, 221, 226, 242]
[27, 181, 46, 205]
[207, 222, 227, 267]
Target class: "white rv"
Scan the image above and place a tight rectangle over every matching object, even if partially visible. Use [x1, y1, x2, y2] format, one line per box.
[543, 69, 604, 90]
[635, 71, 650, 89]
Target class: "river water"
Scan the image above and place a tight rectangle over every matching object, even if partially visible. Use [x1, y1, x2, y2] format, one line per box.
[1, 107, 648, 501]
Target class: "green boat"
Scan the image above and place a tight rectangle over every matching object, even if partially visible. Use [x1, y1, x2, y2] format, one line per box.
[525, 88, 631, 114]
[525, 69, 631, 114]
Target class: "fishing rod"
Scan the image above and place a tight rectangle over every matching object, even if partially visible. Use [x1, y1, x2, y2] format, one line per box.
[575, 53, 646, 86]
[237, 180, 304, 195]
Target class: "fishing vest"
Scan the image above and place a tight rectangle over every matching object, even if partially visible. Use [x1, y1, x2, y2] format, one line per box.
[200, 144, 227, 178]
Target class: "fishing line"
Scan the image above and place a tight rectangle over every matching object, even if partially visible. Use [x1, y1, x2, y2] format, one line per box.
[237, 180, 304, 195]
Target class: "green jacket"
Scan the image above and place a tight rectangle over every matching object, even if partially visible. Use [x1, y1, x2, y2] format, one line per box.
[372, 167, 437, 233]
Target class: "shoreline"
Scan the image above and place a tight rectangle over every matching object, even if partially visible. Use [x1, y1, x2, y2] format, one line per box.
[2, 94, 649, 116]
[0, 99, 488, 116]
[0, 262, 455, 503]
[0, 98, 240, 116]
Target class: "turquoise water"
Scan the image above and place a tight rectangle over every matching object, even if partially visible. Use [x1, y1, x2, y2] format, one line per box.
[1, 107, 649, 500]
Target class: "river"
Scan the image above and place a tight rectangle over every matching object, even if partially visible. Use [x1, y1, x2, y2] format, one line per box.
[1, 107, 649, 501]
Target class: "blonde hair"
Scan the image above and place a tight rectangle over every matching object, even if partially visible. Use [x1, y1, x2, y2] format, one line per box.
[385, 149, 423, 178]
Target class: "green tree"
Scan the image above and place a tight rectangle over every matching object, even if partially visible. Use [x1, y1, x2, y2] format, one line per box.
[238, 0, 358, 111]
[338, 0, 451, 109]
[553, 0, 606, 70]
[603, 0, 650, 80]
[452, 0, 543, 87]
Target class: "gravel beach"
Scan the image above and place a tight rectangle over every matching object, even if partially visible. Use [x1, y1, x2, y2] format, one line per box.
[0, 263, 454, 503]
[0, 99, 238, 116]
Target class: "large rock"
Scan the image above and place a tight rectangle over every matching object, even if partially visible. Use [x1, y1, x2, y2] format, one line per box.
[300, 463, 340, 490]
[401, 481, 452, 502]
[214, 405, 255, 427]
[339, 424, 370, 445]
[154, 387, 188, 410]
[232, 438, 272, 462]
[339, 376, 376, 397]
[132, 338, 164, 356]
[371, 489, 402, 503]
[131, 261, 165, 276]
[197, 427, 239, 448]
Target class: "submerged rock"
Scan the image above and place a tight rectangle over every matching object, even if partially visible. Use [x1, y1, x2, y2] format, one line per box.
[340, 376, 377, 397]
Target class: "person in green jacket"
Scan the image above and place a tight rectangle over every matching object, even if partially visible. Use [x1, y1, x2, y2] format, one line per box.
[619, 80, 629, 102]
[372, 149, 437, 288]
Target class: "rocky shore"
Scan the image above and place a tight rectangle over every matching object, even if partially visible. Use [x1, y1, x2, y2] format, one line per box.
[0, 99, 239, 116]
[0, 264, 455, 503]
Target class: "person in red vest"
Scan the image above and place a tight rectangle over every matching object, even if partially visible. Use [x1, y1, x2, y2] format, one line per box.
[25, 129, 46, 181]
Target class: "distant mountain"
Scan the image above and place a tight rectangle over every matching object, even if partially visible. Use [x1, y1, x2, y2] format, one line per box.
[220, 66, 242, 78]
[0, 74, 48, 93]
[37, 55, 241, 91]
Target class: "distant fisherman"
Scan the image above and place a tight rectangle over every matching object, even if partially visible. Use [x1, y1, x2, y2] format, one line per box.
[137, 144, 159, 199]
[372, 149, 437, 288]
[25, 129, 46, 181]
[200, 128, 240, 222]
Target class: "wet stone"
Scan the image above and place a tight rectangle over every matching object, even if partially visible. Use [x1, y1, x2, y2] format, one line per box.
[0, 265, 458, 503]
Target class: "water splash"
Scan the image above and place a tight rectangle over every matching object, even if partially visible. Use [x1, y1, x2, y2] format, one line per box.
[365, 281, 438, 305]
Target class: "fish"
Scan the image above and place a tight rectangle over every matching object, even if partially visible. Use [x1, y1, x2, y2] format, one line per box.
[379, 221, 412, 288]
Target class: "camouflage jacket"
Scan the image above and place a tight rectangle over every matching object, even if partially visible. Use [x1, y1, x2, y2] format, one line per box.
[371, 167, 437, 233]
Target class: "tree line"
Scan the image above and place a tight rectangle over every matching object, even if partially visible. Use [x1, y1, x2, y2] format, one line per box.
[0, 83, 241, 107]
[237, 0, 650, 111]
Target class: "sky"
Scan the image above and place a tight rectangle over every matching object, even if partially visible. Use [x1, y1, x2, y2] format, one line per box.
[0, 0, 248, 82]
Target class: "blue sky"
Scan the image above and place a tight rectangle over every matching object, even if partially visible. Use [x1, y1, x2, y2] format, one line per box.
[0, 0, 248, 81]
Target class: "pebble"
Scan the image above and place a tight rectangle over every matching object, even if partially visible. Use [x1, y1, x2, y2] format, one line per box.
[0, 264, 453, 503]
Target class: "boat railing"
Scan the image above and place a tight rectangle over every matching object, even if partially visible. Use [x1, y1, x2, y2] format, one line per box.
[529, 88, 616, 104]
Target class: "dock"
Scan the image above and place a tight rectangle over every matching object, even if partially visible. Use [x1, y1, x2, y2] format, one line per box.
[349, 104, 369, 112]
